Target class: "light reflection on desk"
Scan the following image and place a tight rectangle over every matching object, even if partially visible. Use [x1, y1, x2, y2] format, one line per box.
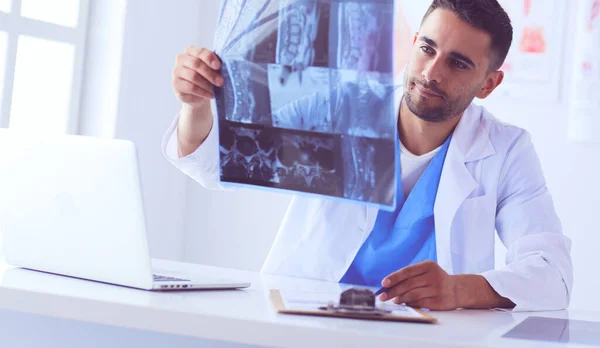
[503, 316, 600, 346]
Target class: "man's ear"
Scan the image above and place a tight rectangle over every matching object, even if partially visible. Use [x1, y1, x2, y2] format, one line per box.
[412, 32, 419, 45]
[476, 71, 504, 99]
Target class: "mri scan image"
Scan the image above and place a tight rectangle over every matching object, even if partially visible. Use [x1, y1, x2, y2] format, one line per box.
[276, 0, 331, 69]
[269, 64, 333, 133]
[336, 2, 394, 73]
[330, 69, 397, 139]
[213, 0, 397, 209]
[340, 135, 395, 206]
[214, 0, 281, 62]
[215, 60, 273, 126]
[219, 121, 343, 197]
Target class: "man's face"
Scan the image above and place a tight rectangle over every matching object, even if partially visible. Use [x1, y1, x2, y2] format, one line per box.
[403, 9, 495, 123]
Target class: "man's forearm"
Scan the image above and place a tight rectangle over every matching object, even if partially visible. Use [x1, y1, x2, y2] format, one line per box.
[454, 274, 516, 309]
[177, 102, 213, 158]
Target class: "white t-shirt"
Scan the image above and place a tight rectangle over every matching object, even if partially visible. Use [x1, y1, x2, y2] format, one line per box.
[400, 141, 442, 198]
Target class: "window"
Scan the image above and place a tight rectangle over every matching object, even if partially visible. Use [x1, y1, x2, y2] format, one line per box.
[0, 32, 7, 112]
[0, 0, 89, 133]
[0, 0, 11, 13]
[20, 0, 81, 28]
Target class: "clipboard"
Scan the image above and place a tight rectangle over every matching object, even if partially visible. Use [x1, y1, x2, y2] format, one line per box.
[269, 289, 438, 324]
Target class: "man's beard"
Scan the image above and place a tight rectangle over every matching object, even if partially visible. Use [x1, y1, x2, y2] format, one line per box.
[403, 76, 477, 123]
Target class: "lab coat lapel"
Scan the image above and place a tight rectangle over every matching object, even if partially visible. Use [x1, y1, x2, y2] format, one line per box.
[434, 104, 495, 274]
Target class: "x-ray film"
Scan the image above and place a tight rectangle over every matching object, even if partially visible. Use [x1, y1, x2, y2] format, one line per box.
[213, 0, 398, 210]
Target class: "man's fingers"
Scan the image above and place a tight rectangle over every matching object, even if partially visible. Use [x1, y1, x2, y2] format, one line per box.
[174, 66, 214, 94]
[382, 261, 434, 287]
[392, 287, 436, 305]
[184, 45, 204, 58]
[177, 54, 224, 87]
[406, 298, 455, 311]
[173, 78, 213, 100]
[185, 46, 221, 70]
[380, 274, 430, 301]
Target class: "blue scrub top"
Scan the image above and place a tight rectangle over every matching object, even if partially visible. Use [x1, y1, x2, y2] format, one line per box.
[340, 135, 452, 287]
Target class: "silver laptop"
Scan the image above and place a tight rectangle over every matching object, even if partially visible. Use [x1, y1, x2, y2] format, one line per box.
[0, 129, 250, 291]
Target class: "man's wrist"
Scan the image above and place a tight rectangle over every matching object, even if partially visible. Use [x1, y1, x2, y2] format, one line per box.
[177, 102, 213, 158]
[177, 126, 203, 158]
[453, 274, 515, 310]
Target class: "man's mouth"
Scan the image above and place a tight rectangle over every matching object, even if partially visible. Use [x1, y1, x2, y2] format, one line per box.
[413, 83, 444, 99]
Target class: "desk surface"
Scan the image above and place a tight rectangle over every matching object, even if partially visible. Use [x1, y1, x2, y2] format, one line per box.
[0, 259, 596, 348]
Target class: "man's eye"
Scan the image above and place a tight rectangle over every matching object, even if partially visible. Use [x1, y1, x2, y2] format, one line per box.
[421, 46, 433, 54]
[453, 60, 468, 69]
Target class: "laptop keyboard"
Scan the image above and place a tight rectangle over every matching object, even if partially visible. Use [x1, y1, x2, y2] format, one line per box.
[153, 274, 190, 282]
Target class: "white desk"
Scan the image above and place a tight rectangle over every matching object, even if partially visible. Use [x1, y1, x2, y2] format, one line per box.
[0, 259, 596, 348]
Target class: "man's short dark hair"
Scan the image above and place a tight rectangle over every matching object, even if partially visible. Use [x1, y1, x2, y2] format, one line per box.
[421, 0, 513, 72]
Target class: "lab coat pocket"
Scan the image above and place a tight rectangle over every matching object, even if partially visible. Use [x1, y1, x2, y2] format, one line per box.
[451, 194, 497, 272]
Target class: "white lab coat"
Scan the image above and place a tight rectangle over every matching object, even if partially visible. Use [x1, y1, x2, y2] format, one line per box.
[162, 99, 573, 312]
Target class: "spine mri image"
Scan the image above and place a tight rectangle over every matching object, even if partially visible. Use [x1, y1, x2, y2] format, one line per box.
[213, 0, 397, 209]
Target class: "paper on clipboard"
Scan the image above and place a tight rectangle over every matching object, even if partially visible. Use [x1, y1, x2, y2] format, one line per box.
[270, 289, 438, 324]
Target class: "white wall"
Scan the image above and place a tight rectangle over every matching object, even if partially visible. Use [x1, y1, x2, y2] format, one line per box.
[79, 0, 210, 261]
[77, 0, 127, 139]
[114, 0, 208, 261]
[178, 1, 291, 272]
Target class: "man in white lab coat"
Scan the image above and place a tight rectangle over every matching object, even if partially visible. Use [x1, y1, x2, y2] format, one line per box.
[164, 0, 573, 311]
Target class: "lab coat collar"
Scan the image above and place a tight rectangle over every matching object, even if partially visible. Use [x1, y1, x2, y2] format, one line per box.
[434, 102, 495, 274]
[452, 103, 496, 163]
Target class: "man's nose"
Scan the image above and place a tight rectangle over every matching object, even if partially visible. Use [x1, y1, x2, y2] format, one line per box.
[422, 58, 444, 85]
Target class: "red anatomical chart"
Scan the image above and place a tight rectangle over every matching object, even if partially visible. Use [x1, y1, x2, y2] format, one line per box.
[492, 0, 564, 100]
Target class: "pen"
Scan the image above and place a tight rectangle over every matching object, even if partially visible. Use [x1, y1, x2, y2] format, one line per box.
[374, 287, 389, 297]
